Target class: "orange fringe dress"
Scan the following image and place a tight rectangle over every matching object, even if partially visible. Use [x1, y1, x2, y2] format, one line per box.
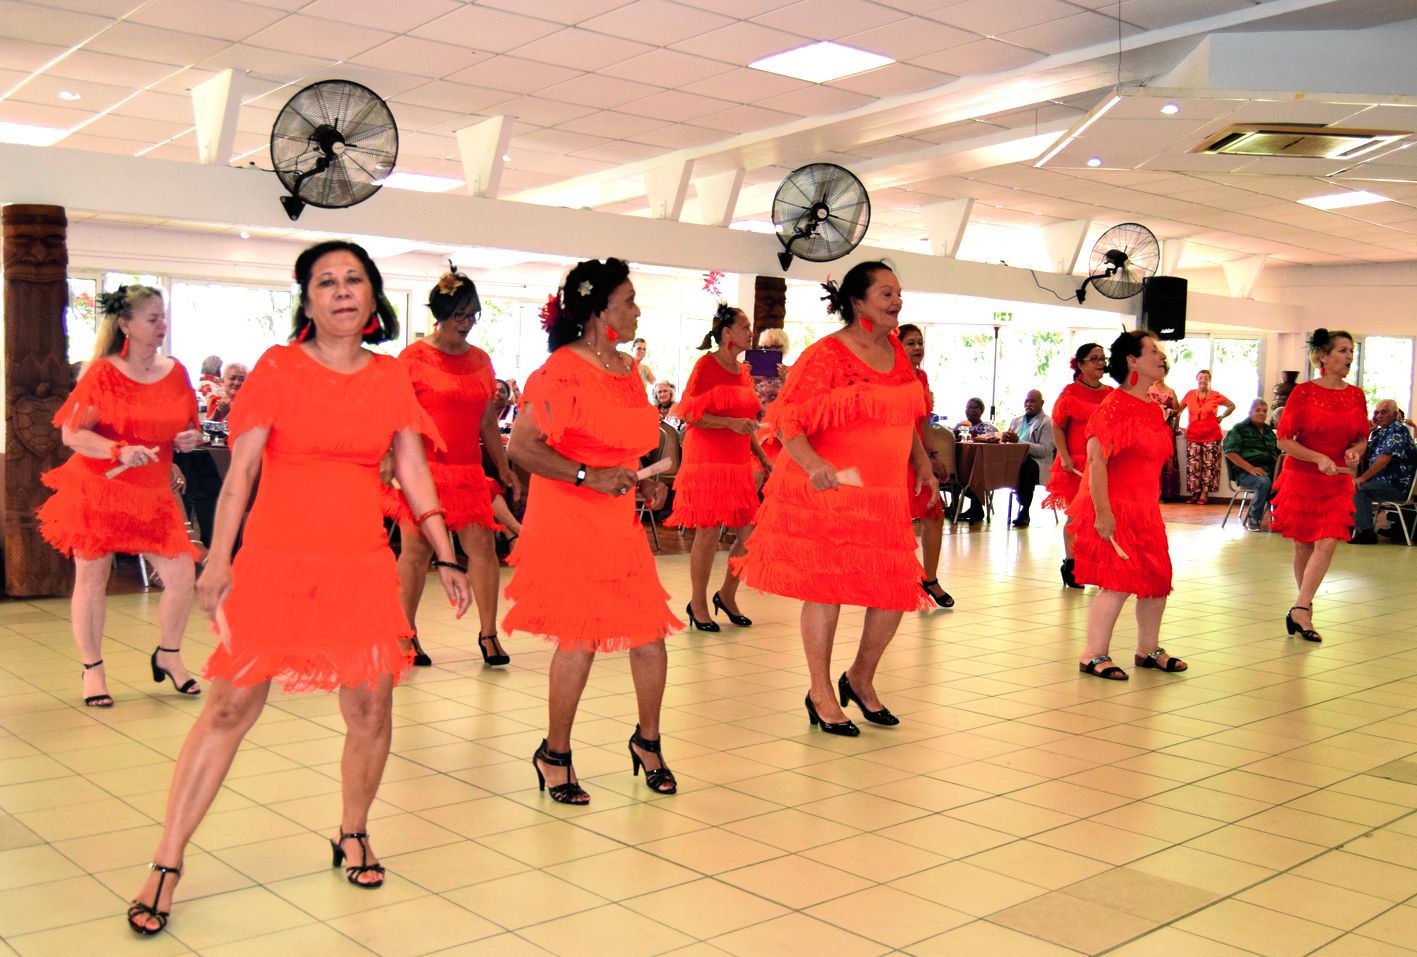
[1043, 380, 1112, 509]
[39, 358, 201, 561]
[389, 339, 498, 532]
[1067, 390, 1174, 598]
[203, 345, 440, 692]
[1271, 381, 1369, 543]
[666, 353, 760, 529]
[502, 348, 682, 651]
[908, 366, 944, 521]
[735, 336, 929, 611]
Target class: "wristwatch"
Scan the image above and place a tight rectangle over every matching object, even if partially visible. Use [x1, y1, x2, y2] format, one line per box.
[574, 463, 588, 486]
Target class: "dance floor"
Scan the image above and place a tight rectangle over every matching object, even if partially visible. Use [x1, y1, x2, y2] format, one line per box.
[3, 508, 1417, 956]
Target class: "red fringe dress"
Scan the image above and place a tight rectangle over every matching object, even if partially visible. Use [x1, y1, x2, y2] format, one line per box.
[39, 358, 202, 561]
[735, 336, 929, 611]
[1043, 380, 1112, 509]
[1271, 381, 1369, 543]
[389, 339, 499, 533]
[203, 345, 440, 692]
[1068, 390, 1174, 598]
[502, 348, 682, 652]
[666, 353, 760, 529]
[908, 366, 944, 521]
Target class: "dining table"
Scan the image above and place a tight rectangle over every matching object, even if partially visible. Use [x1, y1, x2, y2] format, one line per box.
[952, 440, 1030, 522]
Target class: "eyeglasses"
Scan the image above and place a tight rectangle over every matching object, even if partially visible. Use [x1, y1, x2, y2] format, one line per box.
[1083, 355, 1106, 364]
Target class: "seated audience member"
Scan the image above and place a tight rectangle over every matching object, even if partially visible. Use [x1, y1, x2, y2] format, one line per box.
[752, 328, 791, 417]
[956, 397, 1000, 440]
[494, 378, 518, 432]
[1004, 389, 1055, 527]
[1222, 398, 1280, 531]
[203, 362, 248, 422]
[1352, 398, 1417, 544]
[654, 380, 683, 429]
[196, 355, 223, 407]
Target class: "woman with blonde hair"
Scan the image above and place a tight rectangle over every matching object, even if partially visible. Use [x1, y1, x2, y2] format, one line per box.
[39, 285, 204, 707]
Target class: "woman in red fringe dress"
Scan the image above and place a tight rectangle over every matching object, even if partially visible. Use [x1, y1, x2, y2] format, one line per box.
[1071, 331, 1188, 681]
[125, 242, 469, 937]
[40, 285, 204, 707]
[670, 304, 771, 632]
[506, 258, 681, 805]
[1046, 341, 1112, 588]
[390, 268, 518, 668]
[1272, 328, 1369, 642]
[899, 323, 954, 609]
[735, 262, 936, 736]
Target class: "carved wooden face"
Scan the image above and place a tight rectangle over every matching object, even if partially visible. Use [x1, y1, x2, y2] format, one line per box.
[2, 217, 67, 282]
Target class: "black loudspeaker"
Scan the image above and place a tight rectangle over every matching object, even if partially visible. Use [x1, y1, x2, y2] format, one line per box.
[1141, 276, 1187, 340]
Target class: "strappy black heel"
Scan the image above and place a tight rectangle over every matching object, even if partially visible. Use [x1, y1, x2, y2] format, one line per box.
[150, 647, 200, 695]
[920, 579, 955, 608]
[838, 672, 899, 726]
[330, 831, 385, 888]
[83, 659, 114, 708]
[477, 633, 510, 667]
[712, 592, 752, 627]
[1061, 558, 1083, 589]
[805, 692, 860, 736]
[628, 725, 677, 794]
[685, 602, 719, 633]
[127, 862, 180, 935]
[1285, 605, 1322, 642]
[532, 739, 590, 805]
[408, 634, 432, 667]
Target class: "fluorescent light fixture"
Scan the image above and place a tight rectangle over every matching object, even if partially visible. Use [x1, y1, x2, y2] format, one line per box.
[1298, 189, 1390, 210]
[377, 171, 463, 193]
[1086, 156, 1103, 167]
[238, 230, 250, 239]
[58, 90, 81, 101]
[0, 120, 66, 146]
[1160, 101, 1180, 115]
[1035, 94, 1121, 167]
[750, 41, 893, 84]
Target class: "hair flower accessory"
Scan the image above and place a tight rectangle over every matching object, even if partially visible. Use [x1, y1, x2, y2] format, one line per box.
[577, 279, 593, 297]
[436, 272, 462, 296]
[538, 293, 562, 333]
[98, 287, 129, 316]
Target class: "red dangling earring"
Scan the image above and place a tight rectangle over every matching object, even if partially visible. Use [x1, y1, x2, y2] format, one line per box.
[605, 327, 619, 343]
[1128, 371, 1139, 387]
[363, 314, 379, 335]
[858, 317, 874, 333]
[119, 337, 129, 358]
[297, 322, 314, 342]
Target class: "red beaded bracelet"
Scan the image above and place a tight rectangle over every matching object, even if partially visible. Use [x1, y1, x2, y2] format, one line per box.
[108, 442, 123, 462]
[414, 507, 446, 525]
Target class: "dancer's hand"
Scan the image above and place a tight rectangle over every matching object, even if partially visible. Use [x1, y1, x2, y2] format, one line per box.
[119, 444, 160, 468]
[805, 456, 839, 491]
[914, 462, 939, 499]
[584, 465, 639, 497]
[1093, 506, 1116, 542]
[436, 565, 471, 619]
[174, 429, 203, 453]
[640, 478, 668, 510]
[1314, 454, 1339, 476]
[196, 561, 232, 619]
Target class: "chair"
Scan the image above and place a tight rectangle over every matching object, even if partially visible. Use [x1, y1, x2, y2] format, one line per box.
[1374, 469, 1417, 545]
[1220, 468, 1255, 529]
[637, 422, 681, 551]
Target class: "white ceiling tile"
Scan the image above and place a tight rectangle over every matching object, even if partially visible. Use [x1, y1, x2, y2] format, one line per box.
[620, 89, 739, 122]
[695, 103, 798, 133]
[47, 50, 180, 88]
[0, 38, 67, 73]
[109, 91, 195, 125]
[1119, 0, 1253, 30]
[827, 62, 954, 97]
[909, 38, 1044, 75]
[681, 66, 810, 102]
[670, 21, 812, 65]
[0, 100, 87, 129]
[130, 0, 289, 42]
[499, 168, 562, 191]
[9, 74, 134, 114]
[299, 0, 460, 32]
[60, 132, 150, 154]
[396, 129, 456, 159]
[351, 37, 492, 79]
[509, 28, 656, 72]
[632, 123, 732, 148]
[557, 111, 666, 138]
[752, 0, 910, 40]
[602, 48, 735, 86]
[674, 0, 793, 15]
[0, 0, 115, 45]
[582, 0, 736, 44]
[197, 45, 334, 83]
[515, 128, 614, 154]
[755, 84, 874, 116]
[80, 114, 192, 142]
[243, 16, 395, 60]
[537, 74, 665, 110]
[1000, 12, 1144, 55]
[1339, 105, 1417, 131]
[478, 0, 628, 23]
[445, 57, 586, 95]
[393, 81, 518, 115]
[411, 7, 564, 52]
[372, 102, 461, 135]
[571, 140, 668, 163]
[925, 0, 1077, 36]
[840, 17, 975, 60]
[85, 24, 232, 66]
[492, 95, 600, 126]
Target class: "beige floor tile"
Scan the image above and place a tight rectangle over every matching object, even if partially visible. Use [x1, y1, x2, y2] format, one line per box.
[991, 890, 1157, 953]
[876, 814, 1014, 858]
[1286, 789, 1409, 827]
[444, 868, 605, 929]
[0, 874, 121, 937]
[902, 919, 1083, 956]
[0, 845, 83, 890]
[1345, 830, 1417, 869]
[710, 913, 888, 957]
[807, 885, 972, 948]
[326, 895, 501, 957]
[1354, 904, 1417, 951]
[1184, 825, 1327, 870]
[623, 877, 789, 939]
[800, 832, 947, 883]
[162, 885, 315, 952]
[1176, 899, 1343, 956]
[946, 796, 1076, 837]
[1127, 846, 1273, 895]
[571, 802, 707, 844]
[476, 820, 622, 868]
[383, 840, 530, 894]
[518, 903, 695, 957]
[199, 922, 377, 956]
[721, 807, 858, 852]
[1311, 935, 1417, 957]
[720, 854, 871, 908]
[265, 868, 428, 921]
[1061, 866, 1218, 922]
[1106, 926, 1263, 956]
[1293, 851, 1417, 902]
[1237, 873, 1393, 929]
[891, 859, 1048, 917]
[423, 933, 557, 957]
[1031, 819, 1171, 866]
[1241, 806, 1371, 846]
[545, 846, 699, 900]
[6, 915, 193, 957]
[640, 828, 783, 875]
[659, 786, 779, 826]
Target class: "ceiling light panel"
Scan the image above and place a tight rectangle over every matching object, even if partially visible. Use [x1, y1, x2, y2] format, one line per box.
[1298, 190, 1390, 210]
[750, 41, 894, 84]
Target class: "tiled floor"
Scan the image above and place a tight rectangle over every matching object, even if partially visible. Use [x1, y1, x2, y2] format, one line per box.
[3, 508, 1417, 955]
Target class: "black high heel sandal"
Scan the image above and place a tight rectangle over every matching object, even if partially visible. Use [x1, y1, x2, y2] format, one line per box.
[628, 725, 677, 794]
[330, 831, 385, 888]
[838, 672, 899, 726]
[150, 647, 200, 695]
[685, 602, 720, 633]
[712, 592, 751, 627]
[804, 692, 860, 737]
[1060, 558, 1083, 589]
[127, 862, 180, 936]
[1285, 605, 1322, 642]
[920, 579, 955, 608]
[532, 739, 590, 805]
[82, 659, 113, 708]
[408, 634, 432, 667]
[477, 633, 510, 667]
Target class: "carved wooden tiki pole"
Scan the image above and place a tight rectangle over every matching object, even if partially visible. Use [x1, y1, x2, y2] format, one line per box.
[2, 204, 75, 596]
[752, 275, 786, 346]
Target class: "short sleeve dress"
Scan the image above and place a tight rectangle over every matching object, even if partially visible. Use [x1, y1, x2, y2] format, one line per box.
[502, 348, 682, 652]
[39, 358, 201, 561]
[908, 366, 944, 521]
[203, 345, 440, 692]
[1068, 390, 1174, 598]
[665, 353, 760, 530]
[1271, 381, 1369, 543]
[734, 336, 929, 611]
[1181, 390, 1232, 443]
[1043, 381, 1112, 509]
[389, 339, 498, 533]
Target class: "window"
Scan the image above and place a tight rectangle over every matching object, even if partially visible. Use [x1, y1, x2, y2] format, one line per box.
[167, 281, 293, 378]
[1161, 335, 1262, 420]
[1360, 336, 1414, 414]
[66, 278, 99, 365]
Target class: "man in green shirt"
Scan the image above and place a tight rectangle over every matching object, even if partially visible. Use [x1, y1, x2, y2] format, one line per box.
[1223, 399, 1280, 531]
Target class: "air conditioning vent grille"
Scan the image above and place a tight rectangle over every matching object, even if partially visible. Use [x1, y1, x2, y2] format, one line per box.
[1192, 124, 1408, 160]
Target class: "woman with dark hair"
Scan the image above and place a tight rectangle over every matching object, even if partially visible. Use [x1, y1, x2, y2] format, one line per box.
[506, 258, 680, 805]
[736, 261, 936, 735]
[1271, 328, 1368, 641]
[898, 323, 954, 608]
[631, 337, 657, 388]
[669, 303, 770, 630]
[39, 285, 204, 707]
[1044, 342, 1112, 588]
[1180, 369, 1235, 504]
[1072, 330, 1186, 680]
[390, 267, 518, 668]
[125, 241, 470, 936]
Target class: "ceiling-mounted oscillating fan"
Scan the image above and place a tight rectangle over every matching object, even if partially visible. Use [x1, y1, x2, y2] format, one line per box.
[270, 79, 399, 221]
[1075, 222, 1160, 303]
[771, 163, 871, 271]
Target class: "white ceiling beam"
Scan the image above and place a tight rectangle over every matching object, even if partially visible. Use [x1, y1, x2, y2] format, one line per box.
[921, 199, 973, 258]
[1223, 254, 1268, 298]
[191, 69, 244, 167]
[644, 160, 693, 221]
[1040, 219, 1090, 274]
[1161, 238, 1189, 276]
[455, 115, 513, 199]
[692, 168, 744, 227]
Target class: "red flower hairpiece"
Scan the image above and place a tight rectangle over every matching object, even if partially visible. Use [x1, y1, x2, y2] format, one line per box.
[702, 270, 724, 298]
[1069, 356, 1080, 372]
[538, 293, 562, 332]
